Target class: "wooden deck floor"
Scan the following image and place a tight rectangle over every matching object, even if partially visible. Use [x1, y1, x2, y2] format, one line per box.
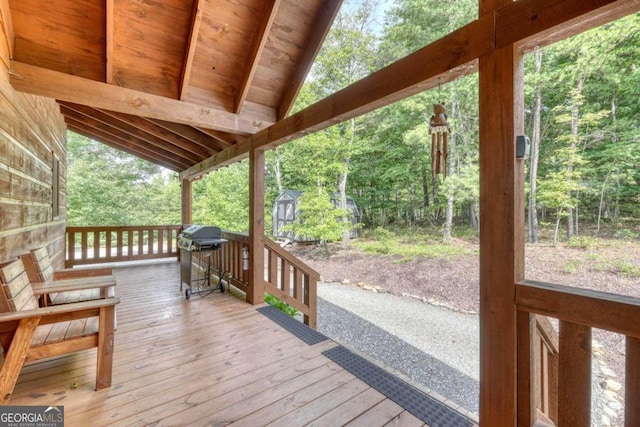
[10, 261, 472, 426]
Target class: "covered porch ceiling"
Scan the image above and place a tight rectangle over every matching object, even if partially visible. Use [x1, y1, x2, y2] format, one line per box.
[5, 0, 342, 172]
[4, 0, 639, 178]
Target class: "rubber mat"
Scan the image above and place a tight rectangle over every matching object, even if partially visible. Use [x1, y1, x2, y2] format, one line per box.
[323, 346, 474, 427]
[257, 305, 328, 345]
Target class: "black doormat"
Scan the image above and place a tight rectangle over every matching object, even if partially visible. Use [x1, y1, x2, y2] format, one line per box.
[257, 305, 328, 345]
[323, 346, 474, 427]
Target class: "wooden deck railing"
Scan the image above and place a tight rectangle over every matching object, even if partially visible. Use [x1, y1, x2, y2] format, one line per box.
[197, 231, 319, 328]
[65, 225, 182, 267]
[516, 280, 640, 427]
[66, 227, 320, 328]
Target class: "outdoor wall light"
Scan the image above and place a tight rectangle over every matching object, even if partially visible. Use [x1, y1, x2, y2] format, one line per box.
[516, 135, 530, 159]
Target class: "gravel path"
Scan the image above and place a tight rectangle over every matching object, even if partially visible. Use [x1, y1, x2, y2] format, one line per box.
[316, 282, 480, 415]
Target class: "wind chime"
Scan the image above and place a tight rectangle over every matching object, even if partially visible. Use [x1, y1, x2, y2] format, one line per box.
[429, 101, 450, 179]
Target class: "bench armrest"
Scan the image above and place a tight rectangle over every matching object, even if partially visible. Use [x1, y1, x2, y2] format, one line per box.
[31, 276, 117, 296]
[53, 267, 113, 280]
[0, 297, 120, 323]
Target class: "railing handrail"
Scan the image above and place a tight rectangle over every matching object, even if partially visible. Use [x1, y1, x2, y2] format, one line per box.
[516, 279, 640, 339]
[516, 279, 640, 426]
[264, 239, 321, 282]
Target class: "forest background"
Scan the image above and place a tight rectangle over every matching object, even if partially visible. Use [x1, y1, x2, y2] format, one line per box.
[67, 0, 640, 246]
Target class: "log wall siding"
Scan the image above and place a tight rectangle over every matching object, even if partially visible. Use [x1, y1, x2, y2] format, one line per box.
[0, 20, 67, 267]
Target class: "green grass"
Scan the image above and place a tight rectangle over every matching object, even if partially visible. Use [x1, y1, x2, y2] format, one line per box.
[614, 260, 640, 278]
[563, 259, 581, 274]
[264, 293, 298, 317]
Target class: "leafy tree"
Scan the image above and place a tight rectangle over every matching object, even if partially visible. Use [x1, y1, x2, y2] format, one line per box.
[281, 188, 352, 253]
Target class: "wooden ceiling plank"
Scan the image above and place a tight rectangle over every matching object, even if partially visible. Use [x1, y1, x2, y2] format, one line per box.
[234, 0, 282, 114]
[93, 108, 217, 158]
[276, 0, 344, 120]
[148, 118, 231, 153]
[66, 120, 186, 172]
[179, 0, 204, 101]
[60, 104, 196, 168]
[0, 0, 14, 64]
[105, 0, 114, 84]
[9, 60, 273, 134]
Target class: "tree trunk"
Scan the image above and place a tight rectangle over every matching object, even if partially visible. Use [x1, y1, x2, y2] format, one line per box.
[442, 96, 457, 243]
[273, 147, 283, 194]
[527, 49, 543, 243]
[566, 77, 584, 240]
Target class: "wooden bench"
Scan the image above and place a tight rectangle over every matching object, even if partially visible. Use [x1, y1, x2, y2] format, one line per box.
[0, 259, 120, 403]
[20, 247, 114, 306]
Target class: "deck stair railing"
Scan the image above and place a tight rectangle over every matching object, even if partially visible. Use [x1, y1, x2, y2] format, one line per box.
[65, 226, 319, 328]
[517, 280, 640, 427]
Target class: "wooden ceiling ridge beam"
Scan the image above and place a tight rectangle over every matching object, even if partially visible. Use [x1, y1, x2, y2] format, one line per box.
[9, 61, 272, 134]
[182, 0, 635, 181]
[59, 102, 203, 164]
[65, 119, 187, 172]
[147, 118, 230, 153]
[276, 0, 345, 120]
[233, 0, 282, 114]
[60, 105, 194, 169]
[94, 108, 216, 158]
[179, 0, 204, 101]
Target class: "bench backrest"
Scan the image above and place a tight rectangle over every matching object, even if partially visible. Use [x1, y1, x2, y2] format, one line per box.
[29, 247, 55, 282]
[0, 259, 39, 313]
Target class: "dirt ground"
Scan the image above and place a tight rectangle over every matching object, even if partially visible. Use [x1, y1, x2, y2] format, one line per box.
[288, 237, 640, 423]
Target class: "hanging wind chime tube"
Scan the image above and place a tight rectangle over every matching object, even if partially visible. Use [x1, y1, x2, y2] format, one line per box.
[429, 102, 450, 179]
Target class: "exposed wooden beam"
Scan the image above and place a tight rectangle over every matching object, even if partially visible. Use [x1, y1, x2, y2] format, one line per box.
[105, 0, 114, 83]
[93, 108, 216, 157]
[498, 0, 640, 52]
[182, 0, 635, 181]
[60, 102, 204, 164]
[148, 119, 230, 153]
[66, 120, 186, 172]
[277, 0, 344, 120]
[179, 0, 204, 101]
[61, 106, 195, 169]
[234, 0, 282, 114]
[0, 0, 14, 68]
[195, 127, 236, 146]
[9, 61, 272, 134]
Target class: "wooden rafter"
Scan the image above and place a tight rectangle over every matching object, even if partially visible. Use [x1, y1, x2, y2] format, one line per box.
[65, 119, 188, 171]
[9, 61, 272, 134]
[179, 0, 204, 101]
[93, 109, 216, 157]
[105, 0, 114, 83]
[148, 119, 231, 153]
[60, 104, 200, 167]
[277, 0, 344, 120]
[196, 127, 236, 147]
[234, 0, 282, 114]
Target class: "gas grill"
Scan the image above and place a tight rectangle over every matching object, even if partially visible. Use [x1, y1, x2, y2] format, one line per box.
[178, 225, 228, 299]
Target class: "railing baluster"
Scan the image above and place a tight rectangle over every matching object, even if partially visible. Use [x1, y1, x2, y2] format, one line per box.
[517, 310, 535, 427]
[558, 320, 591, 427]
[81, 231, 88, 261]
[282, 259, 290, 294]
[627, 336, 640, 427]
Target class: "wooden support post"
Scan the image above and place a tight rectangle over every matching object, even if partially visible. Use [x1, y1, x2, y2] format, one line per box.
[181, 178, 192, 226]
[626, 336, 640, 427]
[479, 36, 525, 427]
[248, 147, 265, 305]
[558, 321, 591, 427]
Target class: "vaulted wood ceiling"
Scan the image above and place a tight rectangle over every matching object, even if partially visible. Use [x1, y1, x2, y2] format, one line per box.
[6, 0, 342, 171]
